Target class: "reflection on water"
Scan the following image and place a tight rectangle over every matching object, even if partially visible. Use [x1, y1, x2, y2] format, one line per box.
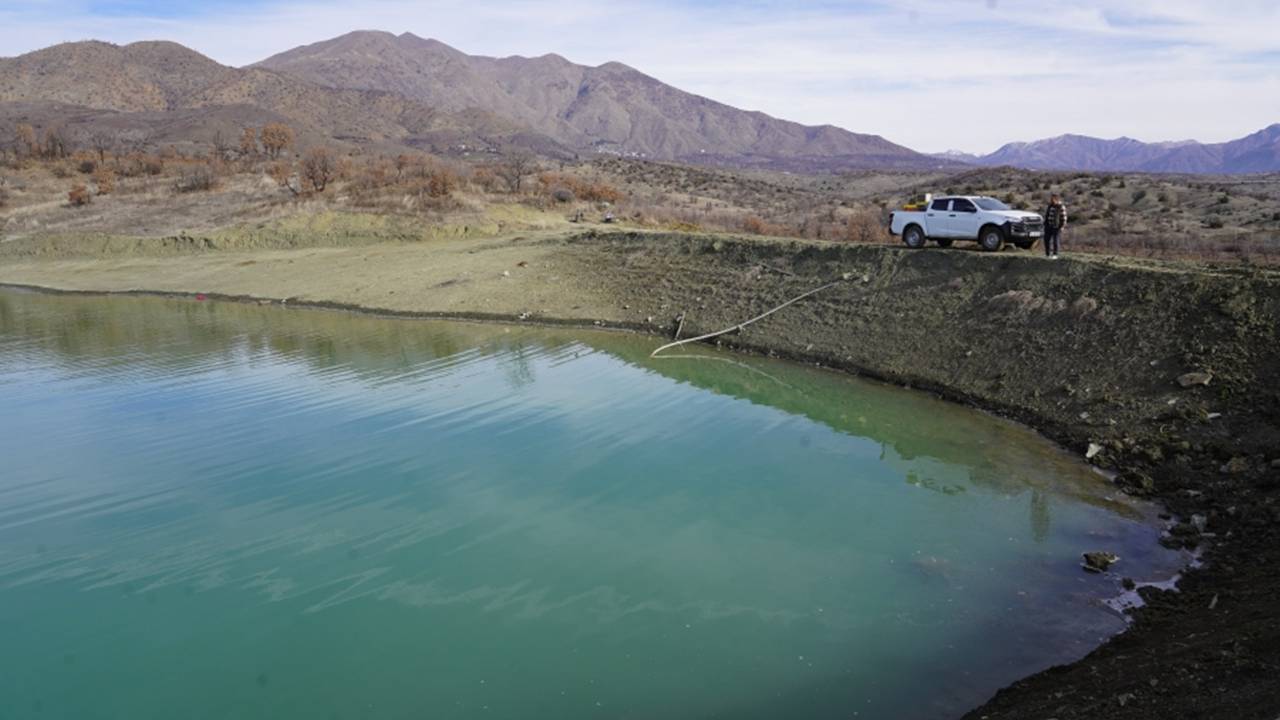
[0, 290, 1182, 720]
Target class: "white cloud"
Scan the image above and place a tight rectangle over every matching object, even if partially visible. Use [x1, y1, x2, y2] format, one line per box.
[0, 0, 1276, 153]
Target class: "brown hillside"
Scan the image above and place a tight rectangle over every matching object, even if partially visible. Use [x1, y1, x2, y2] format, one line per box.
[0, 39, 569, 155]
[255, 30, 935, 168]
[0, 40, 235, 112]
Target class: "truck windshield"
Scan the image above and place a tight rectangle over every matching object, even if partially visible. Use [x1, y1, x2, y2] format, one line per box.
[974, 197, 1011, 211]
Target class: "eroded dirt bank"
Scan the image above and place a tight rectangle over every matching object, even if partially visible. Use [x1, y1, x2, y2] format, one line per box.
[3, 230, 1279, 718]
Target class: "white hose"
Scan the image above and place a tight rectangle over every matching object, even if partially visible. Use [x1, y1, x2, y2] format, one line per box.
[650, 273, 851, 358]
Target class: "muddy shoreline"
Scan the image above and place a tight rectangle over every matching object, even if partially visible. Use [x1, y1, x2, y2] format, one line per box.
[3, 230, 1278, 718]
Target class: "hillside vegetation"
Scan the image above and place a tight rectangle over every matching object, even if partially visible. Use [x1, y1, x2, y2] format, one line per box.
[2, 125, 1277, 265]
[1, 33, 937, 171]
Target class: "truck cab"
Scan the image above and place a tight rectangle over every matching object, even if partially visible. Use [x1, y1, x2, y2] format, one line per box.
[889, 195, 1044, 251]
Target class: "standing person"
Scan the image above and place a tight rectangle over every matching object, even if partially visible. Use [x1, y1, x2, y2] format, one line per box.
[1044, 194, 1068, 259]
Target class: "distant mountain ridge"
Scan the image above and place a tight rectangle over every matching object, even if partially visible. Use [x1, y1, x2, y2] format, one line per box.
[969, 126, 1280, 174]
[0, 31, 944, 170]
[0, 38, 562, 155]
[1, 32, 1274, 173]
[252, 30, 932, 168]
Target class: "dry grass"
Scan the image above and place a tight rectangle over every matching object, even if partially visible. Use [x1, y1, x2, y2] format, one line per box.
[4, 144, 1279, 265]
[572, 159, 1280, 264]
[889, 168, 1280, 264]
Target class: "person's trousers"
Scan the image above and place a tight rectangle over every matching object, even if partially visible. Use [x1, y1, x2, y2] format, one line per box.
[1044, 228, 1061, 256]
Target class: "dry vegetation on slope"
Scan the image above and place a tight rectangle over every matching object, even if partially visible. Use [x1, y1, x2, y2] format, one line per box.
[2, 120, 1279, 266]
[2, 34, 938, 171]
[583, 159, 1280, 264]
[0, 39, 569, 161]
[254, 30, 929, 167]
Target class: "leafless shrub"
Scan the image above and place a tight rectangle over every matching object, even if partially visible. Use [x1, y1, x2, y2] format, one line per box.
[67, 183, 91, 206]
[239, 127, 257, 158]
[846, 209, 887, 244]
[742, 215, 777, 236]
[301, 147, 336, 192]
[471, 165, 505, 193]
[14, 124, 38, 159]
[173, 165, 217, 193]
[537, 172, 624, 203]
[211, 130, 233, 160]
[93, 165, 116, 195]
[118, 129, 155, 156]
[268, 161, 302, 196]
[41, 127, 70, 159]
[117, 153, 164, 178]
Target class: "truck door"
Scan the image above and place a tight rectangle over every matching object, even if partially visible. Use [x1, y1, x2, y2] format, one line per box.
[927, 198, 951, 236]
[949, 198, 981, 238]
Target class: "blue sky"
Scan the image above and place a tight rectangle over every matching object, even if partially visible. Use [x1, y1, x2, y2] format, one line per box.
[1, 0, 1277, 153]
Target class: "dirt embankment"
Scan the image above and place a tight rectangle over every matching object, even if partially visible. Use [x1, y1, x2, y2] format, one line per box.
[2, 230, 1279, 718]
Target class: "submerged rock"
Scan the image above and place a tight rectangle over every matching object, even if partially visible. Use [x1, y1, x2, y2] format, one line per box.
[1176, 371, 1212, 388]
[1082, 551, 1120, 573]
[1221, 457, 1250, 474]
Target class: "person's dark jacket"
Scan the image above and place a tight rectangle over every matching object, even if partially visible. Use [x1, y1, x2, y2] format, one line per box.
[1045, 202, 1068, 230]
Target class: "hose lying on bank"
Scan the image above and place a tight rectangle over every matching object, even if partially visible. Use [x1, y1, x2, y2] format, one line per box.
[649, 273, 853, 359]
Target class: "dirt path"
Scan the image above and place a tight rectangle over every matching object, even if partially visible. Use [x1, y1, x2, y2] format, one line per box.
[3, 230, 1279, 719]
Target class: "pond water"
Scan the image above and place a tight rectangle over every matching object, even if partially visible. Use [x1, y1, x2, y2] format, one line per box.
[0, 290, 1184, 720]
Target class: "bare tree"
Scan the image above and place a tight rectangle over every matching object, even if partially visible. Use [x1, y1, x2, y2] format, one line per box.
[211, 130, 232, 160]
[42, 126, 70, 159]
[15, 124, 37, 159]
[301, 147, 335, 192]
[496, 151, 536, 194]
[118, 129, 155, 156]
[239, 127, 257, 158]
[87, 131, 115, 164]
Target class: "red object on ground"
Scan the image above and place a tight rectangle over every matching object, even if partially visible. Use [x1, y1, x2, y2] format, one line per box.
[195, 294, 207, 301]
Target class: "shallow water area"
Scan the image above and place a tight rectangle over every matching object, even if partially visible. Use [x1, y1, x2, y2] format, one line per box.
[0, 290, 1186, 720]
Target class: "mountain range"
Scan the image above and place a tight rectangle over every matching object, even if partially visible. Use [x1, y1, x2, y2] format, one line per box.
[935, 126, 1280, 174]
[0, 31, 935, 171]
[1, 31, 1276, 174]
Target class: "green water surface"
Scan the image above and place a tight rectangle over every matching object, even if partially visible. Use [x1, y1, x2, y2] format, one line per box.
[0, 290, 1183, 720]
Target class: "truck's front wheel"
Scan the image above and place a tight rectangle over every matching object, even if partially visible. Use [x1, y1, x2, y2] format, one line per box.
[979, 226, 1005, 252]
[903, 225, 926, 249]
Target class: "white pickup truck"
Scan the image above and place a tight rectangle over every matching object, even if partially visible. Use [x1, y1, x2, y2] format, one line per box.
[888, 195, 1044, 251]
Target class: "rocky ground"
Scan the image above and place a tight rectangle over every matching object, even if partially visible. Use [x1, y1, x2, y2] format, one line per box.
[2, 229, 1278, 719]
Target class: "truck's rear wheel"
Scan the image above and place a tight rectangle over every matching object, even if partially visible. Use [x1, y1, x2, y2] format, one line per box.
[902, 225, 926, 249]
[935, 238, 954, 248]
[979, 226, 1005, 252]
